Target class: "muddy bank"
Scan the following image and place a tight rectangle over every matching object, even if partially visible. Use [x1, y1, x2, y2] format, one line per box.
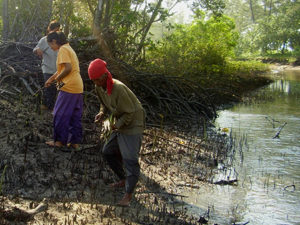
[0, 86, 231, 225]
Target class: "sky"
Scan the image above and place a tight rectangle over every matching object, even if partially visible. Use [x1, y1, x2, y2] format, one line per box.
[170, 1, 193, 23]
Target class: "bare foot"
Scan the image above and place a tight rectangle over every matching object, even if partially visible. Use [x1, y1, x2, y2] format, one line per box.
[109, 179, 125, 188]
[45, 141, 64, 147]
[117, 193, 132, 207]
[67, 143, 80, 149]
[40, 105, 48, 110]
[71, 144, 79, 149]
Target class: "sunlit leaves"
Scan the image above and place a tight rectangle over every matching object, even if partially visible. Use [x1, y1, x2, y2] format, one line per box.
[192, 0, 226, 17]
[145, 13, 239, 77]
[224, 0, 300, 56]
[1, 0, 53, 41]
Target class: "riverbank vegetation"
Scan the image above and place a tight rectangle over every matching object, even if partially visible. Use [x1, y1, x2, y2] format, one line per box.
[1, 1, 298, 107]
[140, 12, 272, 104]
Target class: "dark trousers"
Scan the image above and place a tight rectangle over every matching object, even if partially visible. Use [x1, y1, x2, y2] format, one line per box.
[102, 132, 142, 194]
[43, 73, 57, 109]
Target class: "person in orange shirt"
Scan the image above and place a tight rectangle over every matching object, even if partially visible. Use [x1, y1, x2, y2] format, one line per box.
[44, 32, 84, 149]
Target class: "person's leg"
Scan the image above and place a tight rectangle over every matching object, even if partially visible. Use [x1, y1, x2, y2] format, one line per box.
[68, 94, 83, 146]
[43, 73, 57, 110]
[117, 133, 142, 206]
[102, 133, 126, 181]
[51, 91, 79, 145]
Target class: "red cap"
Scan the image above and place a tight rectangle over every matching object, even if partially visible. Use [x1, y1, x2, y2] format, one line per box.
[88, 58, 108, 80]
[88, 58, 114, 95]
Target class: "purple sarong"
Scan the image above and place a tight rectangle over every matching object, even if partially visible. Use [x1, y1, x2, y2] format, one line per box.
[53, 91, 83, 145]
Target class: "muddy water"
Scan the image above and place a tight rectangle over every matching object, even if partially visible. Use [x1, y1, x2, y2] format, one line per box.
[183, 69, 300, 224]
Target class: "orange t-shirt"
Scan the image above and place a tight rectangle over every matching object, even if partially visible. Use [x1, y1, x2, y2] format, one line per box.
[56, 43, 83, 94]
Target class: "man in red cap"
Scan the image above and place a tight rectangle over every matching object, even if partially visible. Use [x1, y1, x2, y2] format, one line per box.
[88, 58, 145, 206]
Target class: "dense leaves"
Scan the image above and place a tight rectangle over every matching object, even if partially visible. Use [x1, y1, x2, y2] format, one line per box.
[0, 0, 292, 107]
[1, 0, 53, 41]
[192, 0, 226, 17]
[144, 13, 239, 78]
[224, 0, 300, 56]
[1, 0, 299, 61]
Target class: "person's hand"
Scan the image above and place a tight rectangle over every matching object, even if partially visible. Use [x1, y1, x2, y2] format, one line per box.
[94, 112, 104, 123]
[44, 78, 53, 88]
[35, 48, 43, 58]
[111, 124, 117, 130]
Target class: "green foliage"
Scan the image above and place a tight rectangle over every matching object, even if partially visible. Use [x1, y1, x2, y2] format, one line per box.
[256, 5, 299, 55]
[103, 0, 172, 62]
[1, 0, 53, 41]
[260, 53, 297, 64]
[225, 0, 300, 57]
[52, 0, 93, 38]
[144, 13, 239, 78]
[192, 0, 226, 17]
[224, 60, 269, 77]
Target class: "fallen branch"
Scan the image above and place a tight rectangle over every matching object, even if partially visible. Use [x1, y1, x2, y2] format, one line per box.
[273, 122, 287, 139]
[0, 88, 16, 96]
[233, 222, 250, 225]
[265, 116, 281, 128]
[0, 198, 48, 222]
[283, 184, 295, 192]
[136, 191, 187, 198]
[213, 179, 238, 185]
[19, 77, 35, 95]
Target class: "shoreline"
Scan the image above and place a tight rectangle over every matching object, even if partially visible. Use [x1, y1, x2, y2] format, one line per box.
[269, 63, 300, 71]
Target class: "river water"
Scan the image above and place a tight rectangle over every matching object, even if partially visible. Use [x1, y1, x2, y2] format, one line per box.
[184, 68, 300, 224]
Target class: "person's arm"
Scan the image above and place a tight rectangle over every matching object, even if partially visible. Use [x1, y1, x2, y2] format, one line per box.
[113, 86, 136, 129]
[55, 63, 71, 81]
[94, 88, 108, 123]
[44, 72, 58, 87]
[44, 63, 71, 87]
[33, 37, 48, 58]
[33, 48, 43, 58]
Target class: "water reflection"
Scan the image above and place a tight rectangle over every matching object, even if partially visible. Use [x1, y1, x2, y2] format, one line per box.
[270, 80, 291, 93]
[183, 69, 300, 224]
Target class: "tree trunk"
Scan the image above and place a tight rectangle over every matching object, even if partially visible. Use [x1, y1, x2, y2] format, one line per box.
[269, 0, 272, 16]
[103, 0, 112, 29]
[63, 0, 74, 37]
[249, 0, 255, 23]
[93, 0, 103, 34]
[281, 41, 286, 54]
[92, 0, 113, 60]
[2, 0, 9, 41]
[133, 0, 163, 62]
